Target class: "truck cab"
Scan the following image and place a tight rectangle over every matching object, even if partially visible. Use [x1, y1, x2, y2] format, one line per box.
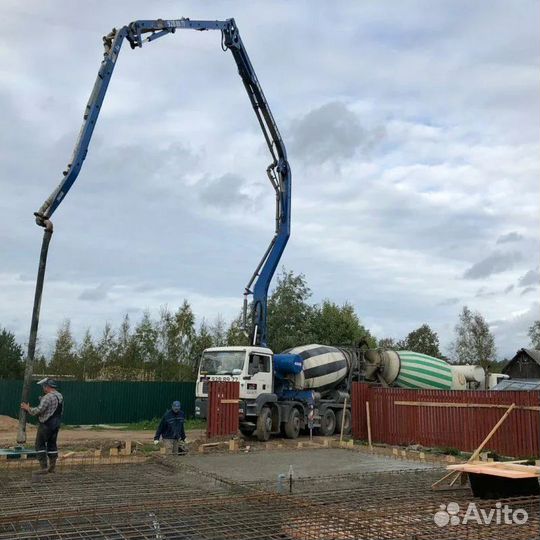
[194, 346, 275, 427]
[194, 344, 353, 441]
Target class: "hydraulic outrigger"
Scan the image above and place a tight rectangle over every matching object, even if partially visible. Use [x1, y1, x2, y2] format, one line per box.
[17, 18, 291, 444]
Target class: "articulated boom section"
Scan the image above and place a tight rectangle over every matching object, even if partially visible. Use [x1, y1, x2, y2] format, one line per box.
[19, 17, 290, 444]
[34, 17, 290, 344]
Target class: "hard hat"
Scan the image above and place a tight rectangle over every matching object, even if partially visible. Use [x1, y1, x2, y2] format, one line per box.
[171, 401, 181, 412]
[37, 378, 58, 388]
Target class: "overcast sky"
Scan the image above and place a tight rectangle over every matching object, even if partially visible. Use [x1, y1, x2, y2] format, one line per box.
[1, 0, 538, 359]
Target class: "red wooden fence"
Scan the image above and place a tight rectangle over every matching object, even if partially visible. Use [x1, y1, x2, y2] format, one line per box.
[206, 381, 240, 439]
[351, 383, 540, 458]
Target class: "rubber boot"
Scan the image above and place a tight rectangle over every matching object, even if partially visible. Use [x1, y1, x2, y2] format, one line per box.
[34, 457, 48, 475]
[47, 456, 57, 473]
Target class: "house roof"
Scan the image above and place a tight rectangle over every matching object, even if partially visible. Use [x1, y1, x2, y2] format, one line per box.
[493, 379, 540, 391]
[502, 348, 540, 374]
[520, 349, 540, 364]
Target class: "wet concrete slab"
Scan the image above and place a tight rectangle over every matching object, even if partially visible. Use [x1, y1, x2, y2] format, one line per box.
[184, 447, 436, 481]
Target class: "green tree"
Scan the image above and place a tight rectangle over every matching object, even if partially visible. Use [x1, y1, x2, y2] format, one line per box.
[378, 337, 397, 349]
[226, 313, 250, 346]
[401, 324, 441, 357]
[48, 320, 78, 376]
[452, 306, 497, 374]
[97, 322, 117, 367]
[528, 321, 540, 349]
[0, 327, 24, 378]
[210, 314, 227, 347]
[310, 300, 376, 347]
[134, 311, 160, 374]
[33, 354, 48, 376]
[190, 320, 214, 380]
[154, 302, 197, 380]
[267, 269, 314, 352]
[78, 330, 102, 380]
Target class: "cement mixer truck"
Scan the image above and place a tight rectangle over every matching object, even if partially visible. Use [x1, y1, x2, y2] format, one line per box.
[195, 345, 508, 440]
[195, 344, 363, 440]
[364, 349, 508, 390]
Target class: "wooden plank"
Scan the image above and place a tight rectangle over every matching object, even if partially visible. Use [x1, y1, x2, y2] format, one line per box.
[366, 401, 372, 450]
[339, 397, 348, 444]
[468, 460, 530, 467]
[433, 403, 516, 489]
[394, 401, 540, 411]
[465, 462, 540, 474]
[447, 464, 538, 479]
[469, 403, 516, 461]
[200, 442, 220, 448]
[220, 399, 239, 404]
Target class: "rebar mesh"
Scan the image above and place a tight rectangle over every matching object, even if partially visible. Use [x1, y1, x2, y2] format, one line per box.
[0, 455, 538, 539]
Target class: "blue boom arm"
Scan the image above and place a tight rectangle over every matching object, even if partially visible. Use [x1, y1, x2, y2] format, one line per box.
[35, 18, 291, 347]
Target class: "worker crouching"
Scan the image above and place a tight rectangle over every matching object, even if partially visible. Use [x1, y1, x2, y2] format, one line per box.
[154, 401, 186, 454]
[21, 378, 64, 474]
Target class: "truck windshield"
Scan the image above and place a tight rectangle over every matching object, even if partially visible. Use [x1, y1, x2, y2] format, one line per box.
[200, 351, 245, 375]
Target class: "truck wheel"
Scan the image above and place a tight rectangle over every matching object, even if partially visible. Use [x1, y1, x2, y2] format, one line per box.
[336, 408, 352, 436]
[284, 408, 301, 439]
[256, 407, 272, 442]
[240, 427, 255, 438]
[319, 409, 336, 436]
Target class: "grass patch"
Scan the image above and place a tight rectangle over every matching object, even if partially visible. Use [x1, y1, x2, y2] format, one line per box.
[119, 418, 205, 431]
[63, 418, 206, 431]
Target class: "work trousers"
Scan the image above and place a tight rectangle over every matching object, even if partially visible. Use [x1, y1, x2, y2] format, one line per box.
[35, 421, 60, 465]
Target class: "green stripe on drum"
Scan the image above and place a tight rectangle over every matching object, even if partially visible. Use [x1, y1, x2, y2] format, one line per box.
[400, 363, 452, 381]
[398, 352, 449, 368]
[399, 370, 453, 387]
[400, 363, 453, 382]
[398, 350, 447, 361]
[400, 357, 452, 373]
[397, 372, 452, 390]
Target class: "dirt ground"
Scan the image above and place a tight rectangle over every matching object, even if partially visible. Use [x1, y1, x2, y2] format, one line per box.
[0, 426, 205, 447]
[0, 415, 204, 448]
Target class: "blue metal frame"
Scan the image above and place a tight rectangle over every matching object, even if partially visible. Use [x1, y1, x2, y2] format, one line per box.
[35, 18, 291, 347]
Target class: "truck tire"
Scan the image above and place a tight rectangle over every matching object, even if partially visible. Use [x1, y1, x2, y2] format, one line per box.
[319, 408, 336, 436]
[240, 427, 255, 438]
[336, 408, 352, 436]
[284, 408, 301, 439]
[256, 407, 272, 441]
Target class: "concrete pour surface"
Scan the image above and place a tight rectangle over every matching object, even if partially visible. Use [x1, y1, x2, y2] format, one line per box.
[184, 448, 436, 481]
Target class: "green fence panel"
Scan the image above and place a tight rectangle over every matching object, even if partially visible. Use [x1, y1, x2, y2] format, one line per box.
[0, 380, 196, 425]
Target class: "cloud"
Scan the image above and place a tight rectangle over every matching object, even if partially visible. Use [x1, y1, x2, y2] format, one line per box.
[0, 0, 538, 362]
[475, 287, 498, 298]
[496, 231, 523, 244]
[289, 101, 384, 164]
[518, 269, 540, 287]
[520, 286, 537, 296]
[79, 283, 111, 301]
[463, 251, 523, 279]
[198, 173, 252, 209]
[438, 297, 460, 306]
[490, 302, 539, 356]
[504, 284, 514, 294]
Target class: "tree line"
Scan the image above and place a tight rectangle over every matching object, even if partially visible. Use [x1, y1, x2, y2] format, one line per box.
[1, 269, 538, 380]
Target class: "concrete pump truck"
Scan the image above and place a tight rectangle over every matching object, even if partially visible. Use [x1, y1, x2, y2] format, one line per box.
[18, 17, 295, 443]
[19, 16, 492, 447]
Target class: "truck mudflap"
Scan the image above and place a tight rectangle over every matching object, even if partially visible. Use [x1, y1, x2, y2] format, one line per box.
[194, 398, 207, 419]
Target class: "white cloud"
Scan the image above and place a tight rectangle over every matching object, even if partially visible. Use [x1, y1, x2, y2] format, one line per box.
[0, 0, 538, 360]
